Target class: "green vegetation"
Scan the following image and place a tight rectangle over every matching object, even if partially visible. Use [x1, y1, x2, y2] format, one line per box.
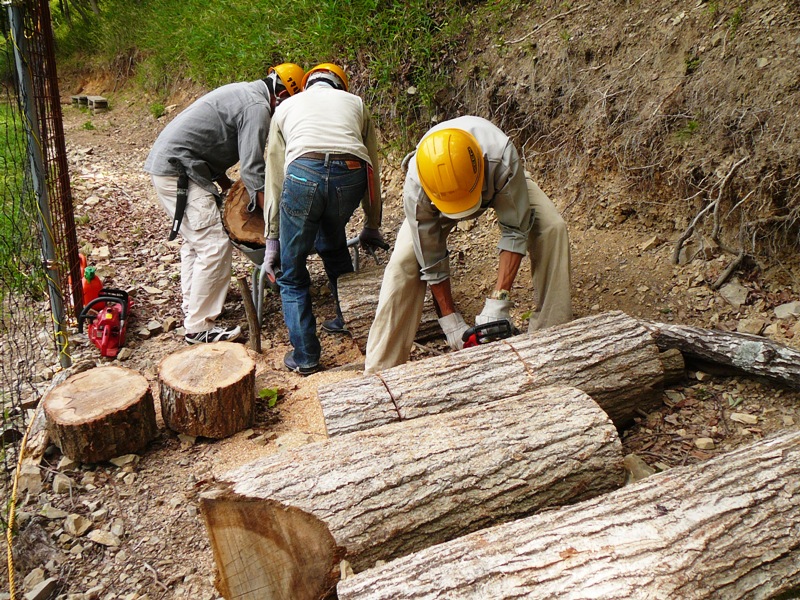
[675, 119, 700, 141]
[149, 102, 165, 119]
[258, 387, 280, 409]
[0, 101, 40, 297]
[728, 6, 743, 37]
[51, 0, 521, 140]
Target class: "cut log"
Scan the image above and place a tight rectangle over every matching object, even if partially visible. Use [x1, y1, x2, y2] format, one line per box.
[338, 430, 800, 600]
[319, 311, 667, 436]
[336, 264, 441, 352]
[43, 366, 157, 464]
[644, 320, 800, 388]
[158, 341, 255, 438]
[200, 386, 625, 599]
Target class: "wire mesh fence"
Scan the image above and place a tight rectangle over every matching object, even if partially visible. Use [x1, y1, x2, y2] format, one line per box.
[1, 0, 81, 539]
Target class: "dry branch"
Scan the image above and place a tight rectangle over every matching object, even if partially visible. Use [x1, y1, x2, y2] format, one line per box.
[201, 387, 625, 599]
[643, 320, 800, 388]
[338, 430, 800, 600]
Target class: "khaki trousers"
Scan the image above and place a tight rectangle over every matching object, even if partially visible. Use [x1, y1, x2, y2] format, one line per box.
[364, 176, 572, 375]
[151, 175, 232, 334]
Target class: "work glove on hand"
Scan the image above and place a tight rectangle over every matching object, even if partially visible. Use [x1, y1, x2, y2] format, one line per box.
[262, 239, 281, 285]
[475, 298, 514, 326]
[438, 312, 469, 351]
[358, 227, 390, 252]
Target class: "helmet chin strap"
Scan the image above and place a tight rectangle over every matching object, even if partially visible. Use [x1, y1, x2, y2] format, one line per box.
[263, 72, 288, 111]
[305, 72, 346, 91]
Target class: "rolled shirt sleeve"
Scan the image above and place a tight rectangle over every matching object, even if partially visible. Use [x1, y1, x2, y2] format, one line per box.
[263, 117, 286, 240]
[361, 106, 383, 230]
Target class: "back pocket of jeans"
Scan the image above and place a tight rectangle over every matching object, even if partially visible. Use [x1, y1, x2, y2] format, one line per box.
[281, 174, 317, 218]
[335, 181, 365, 219]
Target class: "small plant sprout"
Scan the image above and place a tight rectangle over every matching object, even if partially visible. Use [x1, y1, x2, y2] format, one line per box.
[259, 387, 280, 408]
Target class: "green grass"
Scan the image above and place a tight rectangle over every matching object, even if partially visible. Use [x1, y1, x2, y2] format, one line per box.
[0, 100, 44, 298]
[51, 0, 522, 141]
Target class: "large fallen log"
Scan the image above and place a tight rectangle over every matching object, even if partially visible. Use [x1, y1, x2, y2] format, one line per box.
[336, 264, 441, 352]
[319, 311, 674, 436]
[338, 429, 800, 600]
[644, 320, 800, 388]
[200, 386, 625, 600]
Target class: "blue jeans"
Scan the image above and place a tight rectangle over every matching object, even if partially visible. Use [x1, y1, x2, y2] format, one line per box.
[278, 157, 366, 367]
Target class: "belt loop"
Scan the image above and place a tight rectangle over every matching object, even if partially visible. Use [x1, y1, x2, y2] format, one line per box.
[324, 152, 330, 167]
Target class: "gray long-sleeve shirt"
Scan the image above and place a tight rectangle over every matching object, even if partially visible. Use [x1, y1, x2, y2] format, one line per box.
[404, 116, 533, 284]
[144, 80, 272, 206]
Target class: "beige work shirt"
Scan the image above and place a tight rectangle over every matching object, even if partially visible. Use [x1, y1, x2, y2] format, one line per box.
[263, 86, 382, 239]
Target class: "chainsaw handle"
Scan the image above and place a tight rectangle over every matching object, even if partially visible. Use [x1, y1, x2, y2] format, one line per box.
[78, 296, 129, 333]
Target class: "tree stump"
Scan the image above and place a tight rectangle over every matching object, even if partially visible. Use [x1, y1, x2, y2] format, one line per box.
[337, 264, 441, 351]
[338, 430, 800, 600]
[201, 386, 625, 600]
[319, 311, 672, 436]
[43, 366, 157, 464]
[159, 341, 255, 438]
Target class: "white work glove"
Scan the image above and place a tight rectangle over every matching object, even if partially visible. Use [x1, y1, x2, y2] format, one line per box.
[475, 298, 513, 326]
[438, 312, 469, 351]
[262, 239, 280, 284]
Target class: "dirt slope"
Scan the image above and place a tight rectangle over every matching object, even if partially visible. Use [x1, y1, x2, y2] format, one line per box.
[8, 2, 800, 598]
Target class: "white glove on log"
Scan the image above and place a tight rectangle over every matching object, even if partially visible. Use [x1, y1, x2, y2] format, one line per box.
[475, 298, 513, 326]
[438, 312, 469, 351]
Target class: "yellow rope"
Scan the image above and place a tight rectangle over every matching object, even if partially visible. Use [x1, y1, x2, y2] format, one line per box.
[6, 414, 37, 600]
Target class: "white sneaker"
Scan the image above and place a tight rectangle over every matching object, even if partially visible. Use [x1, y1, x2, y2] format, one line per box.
[184, 325, 242, 344]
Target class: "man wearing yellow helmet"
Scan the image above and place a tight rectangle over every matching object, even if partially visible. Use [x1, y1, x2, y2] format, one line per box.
[262, 63, 386, 375]
[145, 63, 303, 344]
[364, 115, 572, 374]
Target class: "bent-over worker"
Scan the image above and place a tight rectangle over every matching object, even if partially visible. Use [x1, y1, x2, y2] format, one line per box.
[364, 115, 572, 374]
[144, 63, 304, 344]
[262, 63, 386, 375]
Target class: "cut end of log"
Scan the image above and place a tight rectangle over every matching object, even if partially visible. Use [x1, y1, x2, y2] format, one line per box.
[201, 495, 345, 600]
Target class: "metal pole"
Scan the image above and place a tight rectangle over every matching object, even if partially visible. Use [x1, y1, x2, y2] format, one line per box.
[5, 0, 72, 368]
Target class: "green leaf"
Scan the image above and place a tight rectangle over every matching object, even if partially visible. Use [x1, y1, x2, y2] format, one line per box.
[259, 387, 279, 409]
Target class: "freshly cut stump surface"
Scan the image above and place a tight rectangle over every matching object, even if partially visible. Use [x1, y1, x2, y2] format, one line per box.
[43, 365, 157, 464]
[159, 341, 255, 438]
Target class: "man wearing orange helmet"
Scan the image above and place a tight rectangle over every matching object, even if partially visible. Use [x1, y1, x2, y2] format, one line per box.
[262, 63, 386, 375]
[364, 115, 572, 374]
[145, 63, 304, 344]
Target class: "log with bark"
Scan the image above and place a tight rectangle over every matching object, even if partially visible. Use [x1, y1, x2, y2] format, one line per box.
[644, 320, 800, 388]
[319, 311, 677, 436]
[338, 429, 800, 600]
[158, 341, 256, 438]
[42, 365, 157, 464]
[200, 386, 626, 600]
[336, 264, 442, 352]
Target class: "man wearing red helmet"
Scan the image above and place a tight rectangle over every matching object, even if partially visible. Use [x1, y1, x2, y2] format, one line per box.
[365, 115, 572, 374]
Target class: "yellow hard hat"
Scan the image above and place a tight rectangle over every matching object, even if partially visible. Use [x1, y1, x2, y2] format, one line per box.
[269, 63, 304, 97]
[302, 63, 349, 92]
[416, 128, 484, 219]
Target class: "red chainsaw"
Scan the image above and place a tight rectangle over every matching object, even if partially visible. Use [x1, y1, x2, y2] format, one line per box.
[77, 288, 133, 358]
[462, 319, 519, 348]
